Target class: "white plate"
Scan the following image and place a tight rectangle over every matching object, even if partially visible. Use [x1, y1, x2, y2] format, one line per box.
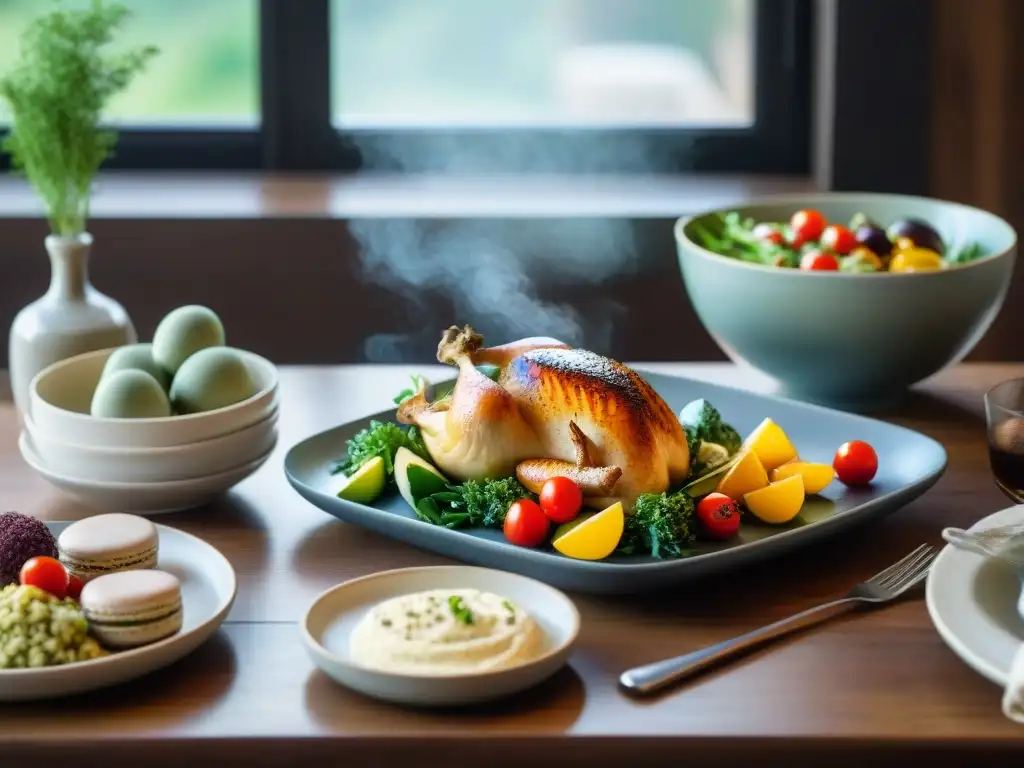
[926, 504, 1024, 686]
[301, 565, 580, 707]
[19, 431, 273, 515]
[0, 522, 236, 702]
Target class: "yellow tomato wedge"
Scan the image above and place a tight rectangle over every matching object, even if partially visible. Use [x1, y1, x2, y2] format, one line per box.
[552, 502, 625, 561]
[715, 450, 769, 500]
[743, 474, 805, 524]
[889, 248, 944, 273]
[742, 418, 798, 471]
[771, 461, 835, 495]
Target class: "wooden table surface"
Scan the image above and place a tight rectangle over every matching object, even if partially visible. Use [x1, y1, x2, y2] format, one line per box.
[1, 363, 1022, 767]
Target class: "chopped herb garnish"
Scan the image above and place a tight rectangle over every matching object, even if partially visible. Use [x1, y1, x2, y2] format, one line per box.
[381, 618, 392, 627]
[448, 595, 474, 625]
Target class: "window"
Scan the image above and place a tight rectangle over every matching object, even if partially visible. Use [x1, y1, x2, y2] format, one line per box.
[0, 0, 258, 125]
[331, 0, 754, 128]
[0, 0, 811, 173]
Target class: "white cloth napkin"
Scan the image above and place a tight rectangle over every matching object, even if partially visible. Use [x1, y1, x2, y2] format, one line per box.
[1003, 645, 1024, 723]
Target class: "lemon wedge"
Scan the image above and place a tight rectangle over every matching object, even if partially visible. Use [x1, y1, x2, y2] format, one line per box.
[552, 502, 625, 561]
[329, 455, 386, 504]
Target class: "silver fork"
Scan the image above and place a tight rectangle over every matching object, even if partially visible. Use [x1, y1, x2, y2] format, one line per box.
[619, 543, 937, 696]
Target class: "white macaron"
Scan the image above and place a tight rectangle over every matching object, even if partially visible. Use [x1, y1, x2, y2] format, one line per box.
[58, 513, 158, 582]
[79, 569, 183, 650]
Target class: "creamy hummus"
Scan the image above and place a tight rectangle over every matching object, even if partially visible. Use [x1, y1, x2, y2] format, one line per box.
[349, 588, 543, 675]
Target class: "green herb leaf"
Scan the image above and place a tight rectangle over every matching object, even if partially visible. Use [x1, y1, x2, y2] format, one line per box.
[415, 497, 443, 526]
[448, 595, 474, 625]
[393, 374, 428, 405]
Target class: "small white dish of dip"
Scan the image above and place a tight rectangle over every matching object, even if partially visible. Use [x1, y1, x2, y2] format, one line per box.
[301, 565, 580, 707]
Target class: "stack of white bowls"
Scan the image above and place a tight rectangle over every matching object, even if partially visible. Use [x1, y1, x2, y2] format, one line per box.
[19, 347, 278, 514]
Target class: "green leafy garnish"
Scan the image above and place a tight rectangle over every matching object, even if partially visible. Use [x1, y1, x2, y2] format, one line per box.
[0, 0, 159, 236]
[393, 374, 428, 405]
[617, 491, 697, 559]
[946, 241, 985, 265]
[331, 420, 429, 478]
[448, 595, 474, 625]
[423, 477, 537, 529]
[679, 398, 742, 479]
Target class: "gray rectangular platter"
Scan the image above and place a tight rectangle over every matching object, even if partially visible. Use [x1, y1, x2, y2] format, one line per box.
[284, 370, 947, 595]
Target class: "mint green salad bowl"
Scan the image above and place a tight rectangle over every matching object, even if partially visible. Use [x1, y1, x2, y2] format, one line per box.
[675, 193, 1017, 410]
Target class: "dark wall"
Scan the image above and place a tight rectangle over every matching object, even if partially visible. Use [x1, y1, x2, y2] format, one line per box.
[0, 217, 726, 365]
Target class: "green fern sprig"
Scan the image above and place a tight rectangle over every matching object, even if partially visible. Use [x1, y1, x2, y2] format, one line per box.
[0, 0, 158, 236]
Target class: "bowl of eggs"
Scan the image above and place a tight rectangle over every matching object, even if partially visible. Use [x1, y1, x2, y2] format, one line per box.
[20, 305, 278, 514]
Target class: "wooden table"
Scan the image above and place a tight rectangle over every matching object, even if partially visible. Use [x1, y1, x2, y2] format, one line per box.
[1, 363, 1022, 767]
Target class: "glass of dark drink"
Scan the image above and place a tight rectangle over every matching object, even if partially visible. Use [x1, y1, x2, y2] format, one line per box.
[985, 378, 1024, 502]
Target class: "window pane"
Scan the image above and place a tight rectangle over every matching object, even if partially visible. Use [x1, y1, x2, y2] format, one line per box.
[0, 0, 259, 126]
[331, 0, 754, 128]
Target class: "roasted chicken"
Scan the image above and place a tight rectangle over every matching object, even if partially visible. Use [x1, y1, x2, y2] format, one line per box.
[397, 325, 690, 510]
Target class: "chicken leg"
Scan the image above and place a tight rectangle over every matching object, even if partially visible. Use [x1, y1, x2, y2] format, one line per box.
[516, 421, 622, 497]
[398, 326, 542, 481]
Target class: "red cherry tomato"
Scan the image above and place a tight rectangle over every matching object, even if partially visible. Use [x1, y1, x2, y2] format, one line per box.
[790, 209, 827, 243]
[833, 440, 878, 486]
[66, 574, 85, 601]
[753, 223, 784, 245]
[539, 476, 583, 524]
[800, 251, 840, 271]
[696, 493, 742, 540]
[821, 224, 856, 255]
[19, 556, 69, 599]
[504, 499, 550, 548]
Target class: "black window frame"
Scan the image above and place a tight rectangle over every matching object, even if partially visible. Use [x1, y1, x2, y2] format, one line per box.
[1, 0, 813, 174]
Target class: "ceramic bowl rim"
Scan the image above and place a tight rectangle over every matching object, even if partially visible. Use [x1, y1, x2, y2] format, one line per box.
[19, 430, 275, 490]
[22, 405, 280, 456]
[300, 564, 581, 681]
[29, 347, 278, 426]
[674, 190, 1018, 279]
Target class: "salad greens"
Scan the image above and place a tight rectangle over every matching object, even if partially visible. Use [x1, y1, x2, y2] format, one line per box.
[691, 209, 986, 273]
[691, 211, 797, 267]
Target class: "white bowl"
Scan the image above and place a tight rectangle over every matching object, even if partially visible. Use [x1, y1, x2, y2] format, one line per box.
[19, 431, 273, 515]
[24, 407, 278, 483]
[29, 347, 278, 448]
[301, 565, 580, 707]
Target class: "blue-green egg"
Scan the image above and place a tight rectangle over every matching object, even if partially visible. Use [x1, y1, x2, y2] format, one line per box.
[100, 343, 171, 391]
[152, 305, 225, 375]
[169, 347, 256, 414]
[90, 369, 172, 418]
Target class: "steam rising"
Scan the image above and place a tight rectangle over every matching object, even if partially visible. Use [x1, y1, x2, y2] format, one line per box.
[350, 133, 683, 362]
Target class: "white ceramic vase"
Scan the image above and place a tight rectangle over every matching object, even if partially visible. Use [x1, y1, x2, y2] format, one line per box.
[8, 233, 136, 414]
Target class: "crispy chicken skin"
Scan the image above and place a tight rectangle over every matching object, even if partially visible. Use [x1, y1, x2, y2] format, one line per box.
[397, 325, 690, 510]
